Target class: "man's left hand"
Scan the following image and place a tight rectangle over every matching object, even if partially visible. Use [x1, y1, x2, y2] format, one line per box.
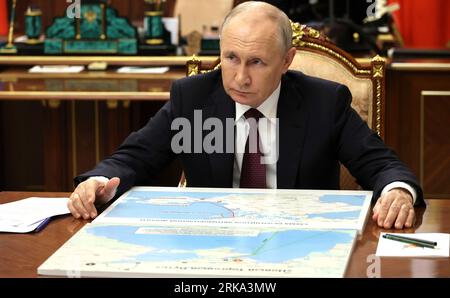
[372, 188, 415, 229]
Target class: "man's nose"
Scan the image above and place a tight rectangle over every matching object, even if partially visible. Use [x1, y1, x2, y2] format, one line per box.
[235, 65, 250, 87]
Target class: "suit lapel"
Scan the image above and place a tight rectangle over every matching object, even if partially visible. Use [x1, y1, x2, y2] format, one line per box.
[276, 75, 309, 188]
[203, 84, 236, 187]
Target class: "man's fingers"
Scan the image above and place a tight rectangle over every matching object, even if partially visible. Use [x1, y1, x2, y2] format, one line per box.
[80, 181, 102, 218]
[374, 189, 415, 229]
[104, 177, 120, 197]
[69, 177, 119, 219]
[70, 192, 90, 219]
[79, 191, 97, 218]
[79, 195, 97, 218]
[97, 177, 120, 204]
[67, 194, 81, 219]
[383, 202, 402, 229]
[377, 195, 393, 227]
[405, 208, 415, 228]
[372, 199, 381, 221]
[394, 204, 410, 229]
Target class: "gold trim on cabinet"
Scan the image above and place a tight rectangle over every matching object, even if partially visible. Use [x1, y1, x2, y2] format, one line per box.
[106, 100, 118, 109]
[0, 56, 219, 66]
[421, 91, 450, 96]
[391, 63, 450, 71]
[0, 72, 184, 80]
[48, 100, 61, 109]
[0, 91, 170, 100]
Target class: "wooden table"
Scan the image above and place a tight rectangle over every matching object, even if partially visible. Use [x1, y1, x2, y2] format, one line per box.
[0, 191, 449, 278]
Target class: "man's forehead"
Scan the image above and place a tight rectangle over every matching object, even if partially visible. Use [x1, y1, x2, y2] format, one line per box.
[222, 13, 277, 36]
[221, 37, 277, 57]
[222, 34, 274, 47]
[221, 23, 278, 47]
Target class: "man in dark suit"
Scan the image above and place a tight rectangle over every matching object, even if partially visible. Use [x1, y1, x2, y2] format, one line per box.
[68, 1, 423, 229]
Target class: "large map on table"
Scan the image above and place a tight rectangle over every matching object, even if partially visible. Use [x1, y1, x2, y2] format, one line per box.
[38, 187, 372, 278]
[38, 224, 356, 278]
[95, 187, 372, 233]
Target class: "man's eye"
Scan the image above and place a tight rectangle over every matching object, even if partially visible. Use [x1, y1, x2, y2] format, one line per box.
[252, 59, 262, 65]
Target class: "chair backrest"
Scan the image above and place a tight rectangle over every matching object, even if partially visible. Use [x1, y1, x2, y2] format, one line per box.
[186, 22, 387, 190]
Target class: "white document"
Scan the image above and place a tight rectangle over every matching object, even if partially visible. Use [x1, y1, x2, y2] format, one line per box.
[28, 65, 85, 73]
[116, 66, 169, 74]
[0, 218, 49, 233]
[376, 232, 450, 257]
[0, 197, 70, 233]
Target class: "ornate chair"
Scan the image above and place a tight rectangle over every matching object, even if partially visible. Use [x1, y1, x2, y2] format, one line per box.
[185, 22, 386, 190]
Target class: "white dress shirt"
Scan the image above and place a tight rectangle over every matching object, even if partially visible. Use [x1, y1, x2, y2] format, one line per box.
[232, 82, 281, 189]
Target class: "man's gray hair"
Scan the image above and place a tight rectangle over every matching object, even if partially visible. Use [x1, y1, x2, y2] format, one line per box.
[220, 1, 293, 54]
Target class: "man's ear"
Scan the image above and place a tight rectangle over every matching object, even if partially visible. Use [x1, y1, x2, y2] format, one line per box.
[282, 47, 297, 73]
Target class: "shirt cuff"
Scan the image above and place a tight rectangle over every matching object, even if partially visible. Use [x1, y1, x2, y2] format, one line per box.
[381, 181, 417, 204]
[88, 176, 110, 184]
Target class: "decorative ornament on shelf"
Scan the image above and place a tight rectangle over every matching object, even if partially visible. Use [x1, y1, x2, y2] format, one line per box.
[144, 0, 166, 45]
[0, 0, 17, 54]
[25, 5, 43, 44]
[45, 1, 137, 55]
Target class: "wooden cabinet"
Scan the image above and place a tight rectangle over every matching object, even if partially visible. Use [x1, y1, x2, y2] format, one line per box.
[0, 56, 216, 191]
[385, 61, 450, 198]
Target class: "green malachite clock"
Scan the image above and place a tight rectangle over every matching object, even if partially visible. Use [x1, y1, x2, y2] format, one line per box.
[44, 2, 137, 54]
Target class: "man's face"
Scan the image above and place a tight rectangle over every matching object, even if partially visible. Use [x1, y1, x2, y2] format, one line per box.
[220, 17, 294, 108]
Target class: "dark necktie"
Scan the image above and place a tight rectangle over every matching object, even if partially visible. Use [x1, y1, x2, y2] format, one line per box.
[240, 108, 266, 188]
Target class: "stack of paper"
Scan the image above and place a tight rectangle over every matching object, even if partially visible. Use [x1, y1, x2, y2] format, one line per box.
[116, 66, 169, 74]
[28, 65, 85, 73]
[0, 197, 70, 233]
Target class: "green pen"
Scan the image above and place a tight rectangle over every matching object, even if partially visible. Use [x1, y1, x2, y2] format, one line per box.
[383, 234, 437, 249]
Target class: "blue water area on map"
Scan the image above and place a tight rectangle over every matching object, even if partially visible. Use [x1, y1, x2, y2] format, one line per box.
[106, 191, 264, 219]
[318, 194, 366, 206]
[88, 226, 354, 263]
[305, 195, 366, 220]
[127, 191, 245, 200]
[308, 210, 360, 219]
[107, 200, 235, 219]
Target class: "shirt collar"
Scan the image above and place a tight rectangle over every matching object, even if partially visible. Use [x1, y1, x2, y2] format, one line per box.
[234, 82, 281, 123]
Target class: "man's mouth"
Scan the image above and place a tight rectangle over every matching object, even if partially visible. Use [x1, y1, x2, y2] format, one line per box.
[232, 89, 252, 96]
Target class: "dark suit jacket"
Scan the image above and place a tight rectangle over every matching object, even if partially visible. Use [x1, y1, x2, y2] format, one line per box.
[75, 70, 424, 205]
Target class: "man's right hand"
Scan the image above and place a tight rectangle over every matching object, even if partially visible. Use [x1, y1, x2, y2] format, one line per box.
[68, 177, 120, 219]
